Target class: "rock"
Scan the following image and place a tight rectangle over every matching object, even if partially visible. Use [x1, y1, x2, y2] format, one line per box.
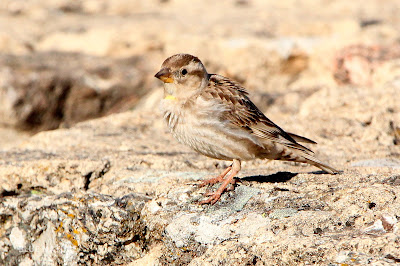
[0, 107, 398, 265]
[269, 208, 298, 219]
[0, 192, 151, 265]
[1, 0, 400, 264]
[333, 43, 400, 85]
[0, 127, 29, 150]
[0, 53, 152, 131]
[0, 86, 398, 264]
[352, 159, 400, 168]
[9, 227, 26, 251]
[363, 215, 398, 235]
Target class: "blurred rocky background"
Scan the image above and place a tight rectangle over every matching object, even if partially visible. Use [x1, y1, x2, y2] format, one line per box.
[1, 0, 400, 265]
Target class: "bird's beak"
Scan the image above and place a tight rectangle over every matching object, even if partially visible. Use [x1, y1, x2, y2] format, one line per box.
[155, 68, 174, 83]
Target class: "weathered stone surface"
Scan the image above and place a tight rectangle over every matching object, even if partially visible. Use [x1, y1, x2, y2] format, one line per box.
[333, 43, 400, 85]
[0, 192, 151, 265]
[1, 0, 400, 265]
[0, 53, 152, 132]
[0, 102, 399, 264]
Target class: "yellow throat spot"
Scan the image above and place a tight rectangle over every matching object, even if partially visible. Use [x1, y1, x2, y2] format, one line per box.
[164, 95, 177, 100]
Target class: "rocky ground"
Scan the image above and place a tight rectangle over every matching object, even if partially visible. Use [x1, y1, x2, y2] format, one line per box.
[1, 0, 400, 265]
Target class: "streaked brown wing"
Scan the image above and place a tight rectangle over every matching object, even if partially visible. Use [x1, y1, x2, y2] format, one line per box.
[286, 132, 317, 144]
[202, 74, 314, 154]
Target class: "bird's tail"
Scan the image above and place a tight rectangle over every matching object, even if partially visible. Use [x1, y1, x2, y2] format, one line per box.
[268, 146, 339, 174]
[302, 154, 339, 174]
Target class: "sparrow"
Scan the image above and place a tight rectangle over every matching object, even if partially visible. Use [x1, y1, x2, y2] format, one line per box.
[155, 53, 338, 204]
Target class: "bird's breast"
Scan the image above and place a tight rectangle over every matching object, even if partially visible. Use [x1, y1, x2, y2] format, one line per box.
[160, 98, 262, 160]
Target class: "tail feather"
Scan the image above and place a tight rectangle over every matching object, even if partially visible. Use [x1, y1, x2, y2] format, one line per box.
[269, 146, 339, 174]
[259, 136, 339, 174]
[303, 154, 339, 174]
[310, 161, 339, 174]
[287, 132, 317, 144]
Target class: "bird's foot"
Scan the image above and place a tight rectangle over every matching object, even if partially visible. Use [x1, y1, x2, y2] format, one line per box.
[198, 176, 225, 187]
[198, 176, 238, 188]
[199, 181, 237, 205]
[198, 159, 241, 205]
[199, 191, 223, 205]
[198, 166, 232, 187]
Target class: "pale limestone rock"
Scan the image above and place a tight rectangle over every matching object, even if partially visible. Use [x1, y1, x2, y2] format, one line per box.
[1, 0, 400, 265]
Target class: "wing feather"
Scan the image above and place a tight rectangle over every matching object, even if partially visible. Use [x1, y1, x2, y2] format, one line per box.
[201, 74, 314, 154]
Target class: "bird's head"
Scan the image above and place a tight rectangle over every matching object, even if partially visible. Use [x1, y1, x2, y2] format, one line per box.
[155, 54, 209, 100]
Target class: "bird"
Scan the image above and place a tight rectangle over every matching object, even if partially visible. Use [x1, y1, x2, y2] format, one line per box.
[154, 53, 338, 204]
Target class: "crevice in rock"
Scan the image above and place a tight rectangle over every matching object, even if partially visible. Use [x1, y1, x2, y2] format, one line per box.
[83, 172, 93, 191]
[0, 183, 23, 197]
[0, 189, 19, 197]
[53, 78, 72, 121]
[98, 160, 111, 179]
[123, 234, 141, 246]
[82, 161, 111, 191]
[386, 254, 400, 263]
[0, 214, 12, 225]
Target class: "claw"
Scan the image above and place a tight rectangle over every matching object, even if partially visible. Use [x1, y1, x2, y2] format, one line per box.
[199, 192, 222, 205]
[198, 159, 241, 205]
[198, 166, 232, 187]
[225, 184, 235, 191]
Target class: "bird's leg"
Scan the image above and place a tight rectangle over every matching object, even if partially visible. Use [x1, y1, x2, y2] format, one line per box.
[198, 165, 232, 187]
[199, 159, 241, 205]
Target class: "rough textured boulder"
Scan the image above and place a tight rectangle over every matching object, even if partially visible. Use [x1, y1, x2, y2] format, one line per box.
[0, 91, 399, 264]
[1, 193, 150, 265]
[0, 53, 152, 132]
[1, 0, 400, 265]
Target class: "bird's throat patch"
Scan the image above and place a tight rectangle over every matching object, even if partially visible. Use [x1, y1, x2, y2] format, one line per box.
[164, 94, 177, 100]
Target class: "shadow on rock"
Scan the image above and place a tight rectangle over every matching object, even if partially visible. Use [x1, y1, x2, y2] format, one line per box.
[240, 171, 298, 183]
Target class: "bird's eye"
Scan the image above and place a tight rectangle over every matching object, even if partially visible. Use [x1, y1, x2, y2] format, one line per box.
[181, 69, 188, 76]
